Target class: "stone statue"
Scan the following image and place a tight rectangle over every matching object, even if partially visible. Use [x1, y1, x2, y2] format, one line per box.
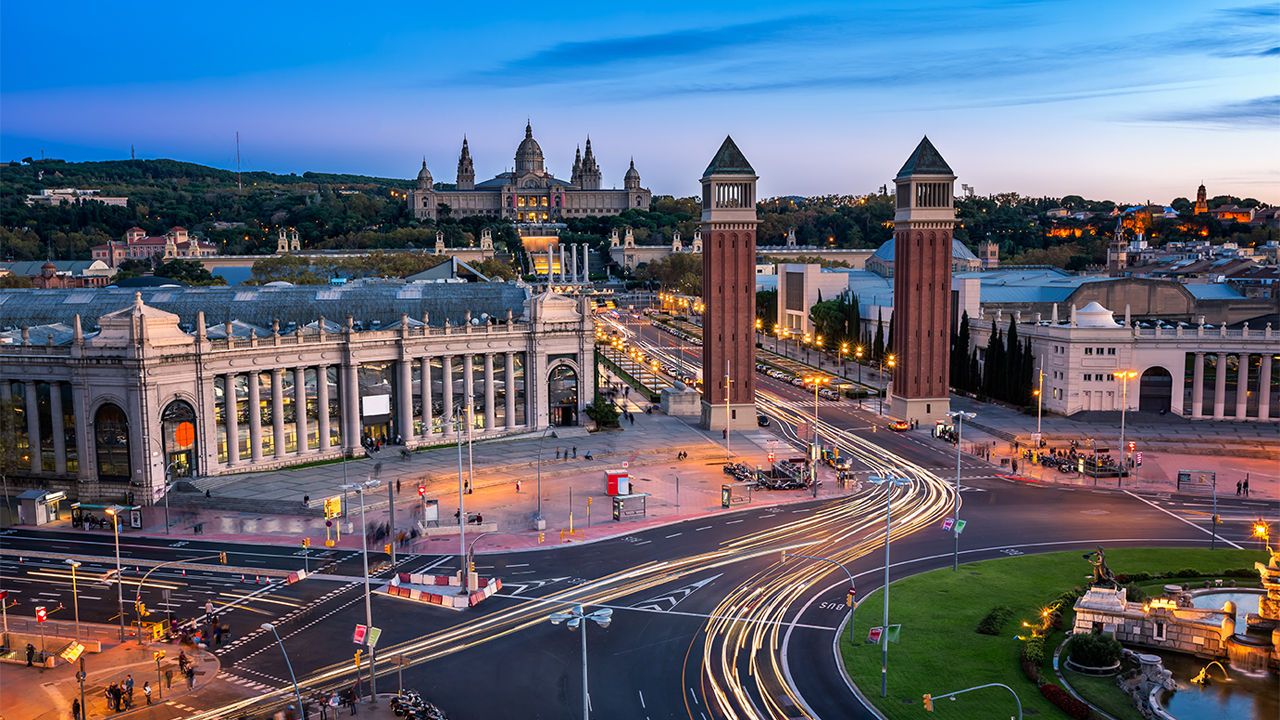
[1083, 546, 1117, 588]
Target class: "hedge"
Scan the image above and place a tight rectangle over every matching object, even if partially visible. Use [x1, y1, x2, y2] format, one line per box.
[976, 605, 1013, 636]
[1040, 682, 1092, 719]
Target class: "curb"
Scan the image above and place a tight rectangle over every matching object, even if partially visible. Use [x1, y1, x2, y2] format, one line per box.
[0, 548, 290, 578]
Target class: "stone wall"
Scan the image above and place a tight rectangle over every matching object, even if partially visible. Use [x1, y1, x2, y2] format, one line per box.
[1072, 587, 1233, 659]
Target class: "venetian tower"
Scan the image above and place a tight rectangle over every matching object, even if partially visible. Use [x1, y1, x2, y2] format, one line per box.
[888, 136, 955, 424]
[700, 136, 758, 431]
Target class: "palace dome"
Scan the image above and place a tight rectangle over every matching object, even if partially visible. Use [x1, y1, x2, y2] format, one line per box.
[515, 122, 545, 175]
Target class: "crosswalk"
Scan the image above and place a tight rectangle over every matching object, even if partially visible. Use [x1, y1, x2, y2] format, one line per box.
[221, 672, 279, 693]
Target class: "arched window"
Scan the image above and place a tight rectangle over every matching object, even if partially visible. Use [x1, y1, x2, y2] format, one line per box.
[547, 364, 579, 427]
[94, 404, 131, 482]
[162, 400, 198, 477]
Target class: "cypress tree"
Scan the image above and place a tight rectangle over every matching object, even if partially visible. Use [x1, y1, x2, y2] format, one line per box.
[1004, 319, 1020, 403]
[886, 312, 896, 360]
[953, 311, 971, 390]
[873, 310, 885, 363]
[984, 327, 1003, 398]
[969, 351, 981, 395]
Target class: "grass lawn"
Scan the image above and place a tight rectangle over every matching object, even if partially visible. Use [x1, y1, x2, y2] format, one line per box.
[1063, 663, 1145, 720]
[840, 547, 1262, 719]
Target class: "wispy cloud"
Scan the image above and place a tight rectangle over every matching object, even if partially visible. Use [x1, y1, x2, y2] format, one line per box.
[1143, 95, 1280, 127]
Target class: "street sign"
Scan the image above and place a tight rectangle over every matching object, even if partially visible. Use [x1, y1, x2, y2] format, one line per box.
[352, 624, 367, 645]
[622, 461, 629, 469]
[941, 518, 954, 531]
[367, 626, 382, 648]
[867, 626, 883, 644]
[324, 496, 343, 520]
[35, 606, 47, 623]
[954, 520, 967, 534]
[61, 643, 85, 662]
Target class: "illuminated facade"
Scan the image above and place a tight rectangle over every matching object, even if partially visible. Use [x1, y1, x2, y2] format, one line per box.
[407, 123, 651, 223]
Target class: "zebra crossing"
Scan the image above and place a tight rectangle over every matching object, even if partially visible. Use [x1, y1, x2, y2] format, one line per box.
[164, 700, 199, 713]
[221, 673, 279, 693]
[215, 584, 357, 656]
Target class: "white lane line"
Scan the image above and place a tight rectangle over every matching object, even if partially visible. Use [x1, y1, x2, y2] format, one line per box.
[696, 527, 712, 532]
[507, 563, 529, 567]
[666, 533, 682, 538]
[1123, 491, 1243, 549]
[689, 688, 699, 705]
[639, 690, 646, 708]
[635, 540, 652, 546]
[726, 520, 744, 525]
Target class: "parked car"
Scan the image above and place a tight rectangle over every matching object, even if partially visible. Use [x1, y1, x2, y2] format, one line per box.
[757, 415, 771, 427]
[890, 420, 910, 432]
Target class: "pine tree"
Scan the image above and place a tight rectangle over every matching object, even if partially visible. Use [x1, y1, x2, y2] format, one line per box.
[984, 328, 1003, 398]
[873, 310, 885, 363]
[1004, 319, 1020, 404]
[886, 312, 896, 361]
[952, 311, 971, 390]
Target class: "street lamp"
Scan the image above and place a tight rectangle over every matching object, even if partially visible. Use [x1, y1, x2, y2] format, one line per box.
[944, 411, 976, 571]
[805, 376, 828, 497]
[881, 355, 896, 415]
[1117, 370, 1138, 480]
[840, 342, 849, 377]
[855, 347, 864, 407]
[261, 623, 305, 715]
[549, 605, 613, 720]
[103, 505, 127, 643]
[1034, 356, 1045, 438]
[816, 336, 824, 368]
[868, 473, 912, 698]
[534, 425, 554, 530]
[338, 478, 381, 703]
[64, 559, 82, 643]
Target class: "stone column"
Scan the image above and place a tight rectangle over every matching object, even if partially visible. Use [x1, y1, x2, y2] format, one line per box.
[294, 367, 309, 455]
[345, 363, 360, 449]
[560, 245, 566, 284]
[504, 352, 517, 429]
[247, 372, 263, 462]
[422, 355, 434, 436]
[50, 382, 66, 475]
[1259, 354, 1273, 421]
[317, 366, 331, 451]
[571, 244, 578, 283]
[547, 247, 554, 281]
[1191, 352, 1205, 418]
[464, 353, 476, 431]
[24, 382, 41, 473]
[271, 368, 285, 459]
[1235, 353, 1250, 419]
[441, 355, 454, 429]
[1212, 353, 1227, 419]
[582, 246, 589, 282]
[483, 353, 496, 431]
[398, 359, 413, 442]
[226, 373, 240, 465]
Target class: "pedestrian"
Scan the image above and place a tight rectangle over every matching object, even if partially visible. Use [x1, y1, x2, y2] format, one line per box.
[125, 674, 134, 701]
[304, 494, 310, 504]
[374, 462, 382, 478]
[572, 446, 577, 458]
[72, 698, 81, 720]
[347, 686, 358, 715]
[723, 428, 727, 439]
[629, 413, 635, 426]
[556, 447, 561, 459]
[1244, 478, 1250, 497]
[165, 667, 173, 689]
[1236, 480, 1242, 496]
[144, 681, 152, 705]
[214, 625, 222, 646]
[205, 600, 214, 617]
[178, 650, 189, 673]
[516, 480, 522, 493]
[329, 692, 341, 714]
[186, 665, 195, 689]
[25, 642, 34, 667]
[396, 479, 402, 494]
[475, 513, 483, 524]
[1012, 459, 1019, 474]
[584, 451, 592, 461]
[105, 684, 116, 711]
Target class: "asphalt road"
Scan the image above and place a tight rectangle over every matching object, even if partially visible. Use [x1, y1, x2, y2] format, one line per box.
[4, 316, 1274, 719]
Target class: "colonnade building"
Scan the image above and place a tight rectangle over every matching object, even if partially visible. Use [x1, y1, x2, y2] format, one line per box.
[0, 283, 594, 505]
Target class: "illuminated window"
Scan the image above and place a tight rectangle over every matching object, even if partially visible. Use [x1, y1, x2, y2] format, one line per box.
[541, 197, 548, 207]
[518, 197, 526, 207]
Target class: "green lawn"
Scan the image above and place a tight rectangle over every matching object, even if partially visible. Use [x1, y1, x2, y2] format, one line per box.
[840, 548, 1261, 719]
[1063, 663, 1145, 720]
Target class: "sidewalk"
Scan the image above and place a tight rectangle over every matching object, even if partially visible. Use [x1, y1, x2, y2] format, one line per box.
[0, 625, 219, 720]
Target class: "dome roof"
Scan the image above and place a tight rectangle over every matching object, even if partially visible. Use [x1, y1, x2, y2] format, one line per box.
[1076, 301, 1119, 328]
[872, 237, 978, 263]
[624, 159, 640, 179]
[417, 160, 432, 181]
[515, 122, 544, 174]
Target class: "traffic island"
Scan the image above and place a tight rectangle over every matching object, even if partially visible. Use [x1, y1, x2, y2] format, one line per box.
[376, 572, 502, 610]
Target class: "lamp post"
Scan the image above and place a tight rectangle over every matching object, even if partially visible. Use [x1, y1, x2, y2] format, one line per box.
[855, 347, 864, 407]
[841, 342, 849, 378]
[816, 336, 824, 369]
[869, 473, 911, 698]
[1035, 356, 1045, 438]
[534, 425, 554, 530]
[64, 559, 82, 642]
[261, 623, 305, 715]
[1117, 370, 1138, 483]
[104, 505, 126, 643]
[338, 478, 380, 703]
[944, 411, 975, 571]
[549, 605, 613, 720]
[805, 376, 828, 498]
[782, 553, 856, 645]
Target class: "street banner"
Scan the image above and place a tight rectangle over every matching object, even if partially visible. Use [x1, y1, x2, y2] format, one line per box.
[353, 624, 367, 644]
[867, 626, 882, 644]
[954, 520, 966, 534]
[367, 626, 382, 648]
[885, 624, 901, 643]
[941, 518, 954, 531]
[61, 643, 85, 662]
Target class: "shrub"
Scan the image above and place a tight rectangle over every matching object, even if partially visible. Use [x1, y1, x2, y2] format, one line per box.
[1055, 590, 1081, 609]
[1066, 631, 1122, 667]
[976, 605, 1014, 636]
[1021, 658, 1040, 683]
[1049, 610, 1064, 631]
[1123, 582, 1148, 605]
[1021, 635, 1046, 664]
[1173, 567, 1201, 578]
[1040, 682, 1092, 720]
[1223, 567, 1258, 578]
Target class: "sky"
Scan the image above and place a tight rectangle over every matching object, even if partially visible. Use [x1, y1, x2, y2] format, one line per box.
[2, 0, 1277, 204]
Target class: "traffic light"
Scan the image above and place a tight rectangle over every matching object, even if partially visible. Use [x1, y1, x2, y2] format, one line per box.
[219, 551, 227, 564]
[384, 543, 392, 555]
[154, 650, 165, 662]
[418, 485, 426, 497]
[538, 532, 545, 543]
[846, 588, 855, 608]
[354, 650, 362, 667]
[302, 538, 311, 548]
[1213, 514, 1222, 526]
[137, 602, 148, 616]
[923, 694, 933, 711]
[1136, 452, 1142, 467]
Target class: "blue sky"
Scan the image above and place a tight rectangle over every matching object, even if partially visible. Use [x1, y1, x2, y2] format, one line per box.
[2, 0, 1276, 203]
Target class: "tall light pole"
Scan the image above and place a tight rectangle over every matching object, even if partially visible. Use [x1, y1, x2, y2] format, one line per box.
[1035, 355, 1045, 438]
[549, 605, 613, 720]
[261, 623, 305, 715]
[855, 347, 864, 407]
[805, 376, 828, 498]
[944, 411, 975, 571]
[534, 426, 553, 530]
[841, 342, 849, 378]
[104, 505, 126, 643]
[869, 473, 911, 698]
[816, 336, 824, 369]
[1117, 370, 1138, 482]
[65, 559, 82, 643]
[338, 479, 380, 703]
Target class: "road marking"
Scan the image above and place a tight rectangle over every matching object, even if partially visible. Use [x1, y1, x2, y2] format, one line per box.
[696, 526, 712, 532]
[507, 563, 529, 567]
[690, 688, 699, 705]
[635, 540, 652, 546]
[639, 690, 646, 708]
[1123, 491, 1243, 549]
[666, 533, 682, 538]
[726, 520, 744, 525]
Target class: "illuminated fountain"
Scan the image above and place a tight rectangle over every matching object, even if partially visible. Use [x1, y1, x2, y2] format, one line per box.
[1223, 522, 1280, 674]
[1188, 660, 1229, 685]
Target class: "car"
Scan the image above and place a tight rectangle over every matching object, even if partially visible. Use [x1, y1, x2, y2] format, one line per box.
[757, 415, 771, 427]
[890, 421, 910, 432]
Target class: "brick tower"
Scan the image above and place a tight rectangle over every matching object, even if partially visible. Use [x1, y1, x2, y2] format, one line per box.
[700, 136, 758, 431]
[888, 136, 955, 424]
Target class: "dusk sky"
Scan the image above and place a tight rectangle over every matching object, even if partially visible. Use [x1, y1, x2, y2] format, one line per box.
[2, 1, 1276, 203]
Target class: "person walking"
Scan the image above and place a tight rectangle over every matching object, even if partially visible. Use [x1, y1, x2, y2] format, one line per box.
[1243, 478, 1250, 497]
[144, 681, 152, 705]
[125, 674, 134, 702]
[396, 479, 402, 494]
[572, 446, 577, 459]
[186, 665, 196, 689]
[165, 667, 173, 689]
[516, 480, 522, 493]
[72, 698, 81, 720]
[25, 643, 34, 667]
[1237, 480, 1243, 496]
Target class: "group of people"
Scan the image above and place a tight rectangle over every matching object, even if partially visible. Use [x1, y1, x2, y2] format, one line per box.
[104, 674, 155, 711]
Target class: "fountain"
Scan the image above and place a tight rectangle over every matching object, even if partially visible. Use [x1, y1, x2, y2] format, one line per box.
[1188, 660, 1229, 685]
[1223, 524, 1280, 674]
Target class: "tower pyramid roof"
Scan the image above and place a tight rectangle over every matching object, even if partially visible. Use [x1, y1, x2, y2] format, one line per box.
[896, 136, 953, 178]
[702, 135, 755, 178]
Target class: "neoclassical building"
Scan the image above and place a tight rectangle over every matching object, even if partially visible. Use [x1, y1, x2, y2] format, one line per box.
[407, 123, 651, 223]
[0, 284, 594, 505]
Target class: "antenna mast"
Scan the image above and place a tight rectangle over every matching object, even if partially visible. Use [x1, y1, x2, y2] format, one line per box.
[236, 131, 242, 194]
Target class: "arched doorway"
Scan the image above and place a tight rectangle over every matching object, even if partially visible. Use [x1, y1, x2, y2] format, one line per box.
[1139, 367, 1172, 413]
[548, 364, 579, 427]
[94, 404, 131, 482]
[162, 401, 198, 478]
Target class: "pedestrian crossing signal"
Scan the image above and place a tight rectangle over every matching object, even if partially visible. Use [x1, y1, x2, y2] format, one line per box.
[923, 693, 933, 711]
